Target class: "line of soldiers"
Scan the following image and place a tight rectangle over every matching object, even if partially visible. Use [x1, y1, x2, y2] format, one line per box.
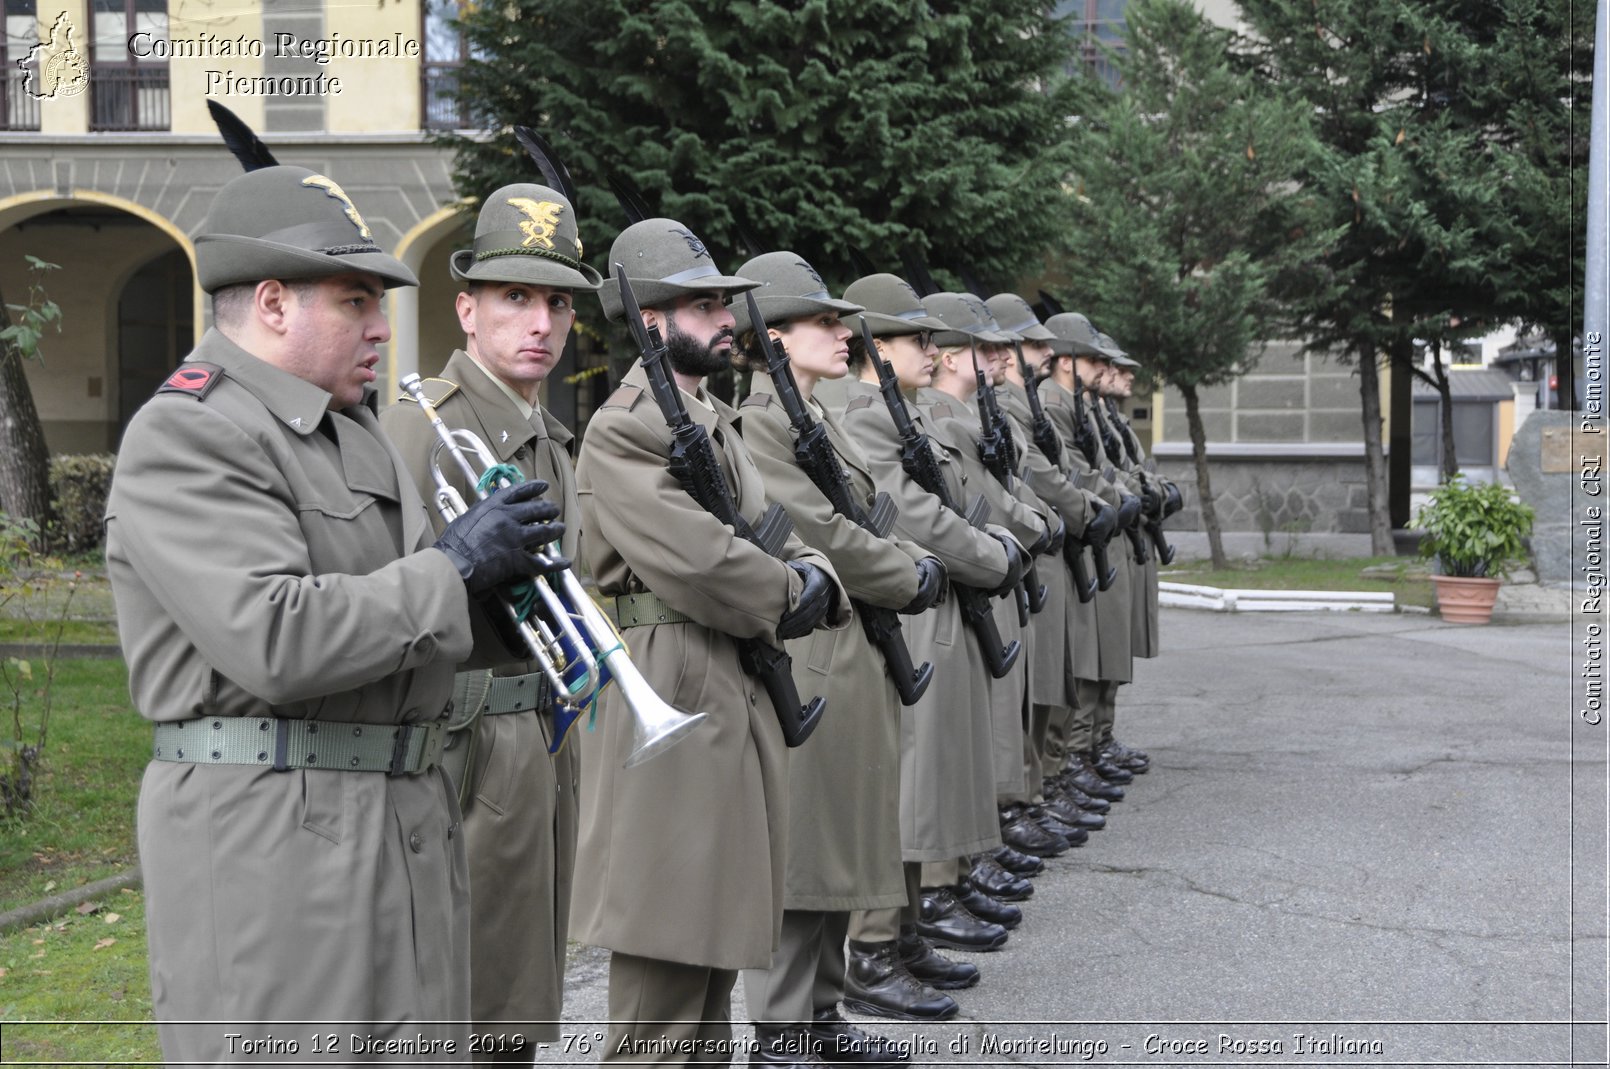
[108, 163, 1177, 1067]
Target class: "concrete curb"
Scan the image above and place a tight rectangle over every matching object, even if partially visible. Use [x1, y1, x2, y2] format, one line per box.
[0, 868, 142, 935]
[1160, 581, 1396, 613]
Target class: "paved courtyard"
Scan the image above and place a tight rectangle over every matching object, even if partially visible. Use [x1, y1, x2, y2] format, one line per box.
[532, 609, 1602, 1067]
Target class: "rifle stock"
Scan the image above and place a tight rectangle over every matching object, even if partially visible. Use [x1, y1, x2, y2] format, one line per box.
[746, 292, 934, 706]
[864, 320, 1020, 679]
[616, 264, 825, 746]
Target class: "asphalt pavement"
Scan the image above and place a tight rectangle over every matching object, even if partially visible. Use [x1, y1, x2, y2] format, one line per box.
[530, 608, 1602, 1067]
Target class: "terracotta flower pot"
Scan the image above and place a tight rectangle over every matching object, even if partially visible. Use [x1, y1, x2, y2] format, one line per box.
[1431, 575, 1501, 624]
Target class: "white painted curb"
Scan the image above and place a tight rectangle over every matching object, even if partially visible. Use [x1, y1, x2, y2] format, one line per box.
[1159, 582, 1396, 614]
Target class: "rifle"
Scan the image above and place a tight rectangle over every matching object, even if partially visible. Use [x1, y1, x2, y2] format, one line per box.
[863, 320, 1021, 679]
[1090, 389, 1126, 467]
[969, 342, 1043, 621]
[744, 291, 935, 706]
[1104, 397, 1176, 565]
[1104, 462, 1152, 565]
[615, 264, 826, 747]
[1073, 470, 1119, 595]
[1012, 342, 1104, 601]
[1069, 375, 1102, 468]
[1015, 341, 1063, 468]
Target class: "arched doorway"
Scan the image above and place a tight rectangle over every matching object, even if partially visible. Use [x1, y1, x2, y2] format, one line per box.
[117, 248, 194, 444]
[0, 198, 194, 455]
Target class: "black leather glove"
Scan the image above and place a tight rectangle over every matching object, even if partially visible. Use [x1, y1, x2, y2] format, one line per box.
[1141, 483, 1163, 519]
[1083, 494, 1119, 547]
[1044, 512, 1067, 556]
[1026, 523, 1052, 558]
[1163, 481, 1184, 517]
[434, 480, 564, 597]
[988, 534, 1029, 598]
[778, 561, 835, 640]
[899, 556, 947, 615]
[1115, 491, 1143, 531]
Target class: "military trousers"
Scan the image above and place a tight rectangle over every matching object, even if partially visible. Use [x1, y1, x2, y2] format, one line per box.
[1094, 679, 1122, 745]
[743, 910, 850, 1025]
[602, 952, 737, 1065]
[848, 863, 922, 943]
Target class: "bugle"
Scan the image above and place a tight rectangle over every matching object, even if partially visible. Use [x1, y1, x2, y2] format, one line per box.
[400, 374, 707, 767]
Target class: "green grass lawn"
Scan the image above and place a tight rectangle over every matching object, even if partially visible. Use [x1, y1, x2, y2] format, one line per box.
[0, 656, 157, 1063]
[1, 659, 143, 913]
[1160, 555, 1437, 610]
[0, 888, 159, 1064]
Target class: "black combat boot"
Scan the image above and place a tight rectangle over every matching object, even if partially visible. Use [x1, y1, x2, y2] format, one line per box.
[1039, 791, 1106, 830]
[843, 939, 959, 1021]
[751, 1024, 824, 1066]
[896, 924, 980, 990]
[917, 886, 1009, 950]
[954, 881, 1023, 929]
[968, 853, 1033, 902]
[1066, 754, 1125, 801]
[1101, 737, 1151, 773]
[999, 801, 1068, 857]
[807, 1006, 911, 1067]
[1087, 747, 1134, 783]
[991, 844, 1045, 877]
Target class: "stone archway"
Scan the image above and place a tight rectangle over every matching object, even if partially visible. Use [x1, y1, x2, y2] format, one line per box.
[0, 196, 192, 455]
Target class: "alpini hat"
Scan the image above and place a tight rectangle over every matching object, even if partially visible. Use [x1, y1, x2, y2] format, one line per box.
[596, 218, 760, 321]
[1093, 330, 1141, 368]
[841, 273, 949, 337]
[922, 292, 1011, 349]
[195, 165, 417, 293]
[451, 183, 602, 291]
[1044, 312, 1106, 358]
[985, 293, 1056, 343]
[728, 251, 863, 335]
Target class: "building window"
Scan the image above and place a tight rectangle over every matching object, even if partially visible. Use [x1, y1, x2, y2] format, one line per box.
[421, 0, 470, 131]
[1411, 398, 1498, 484]
[89, 0, 168, 131]
[3, 0, 41, 130]
[1057, 0, 1128, 86]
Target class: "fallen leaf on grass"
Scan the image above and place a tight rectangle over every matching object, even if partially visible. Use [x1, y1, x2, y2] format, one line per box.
[76, 901, 101, 916]
[31, 939, 43, 946]
[0, 967, 8, 978]
[32, 949, 44, 958]
[93, 938, 116, 951]
[42, 880, 56, 893]
[104, 913, 121, 924]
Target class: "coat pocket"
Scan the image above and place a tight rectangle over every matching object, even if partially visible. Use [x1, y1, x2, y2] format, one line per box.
[299, 768, 346, 844]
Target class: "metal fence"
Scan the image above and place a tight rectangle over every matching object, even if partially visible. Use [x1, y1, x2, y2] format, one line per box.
[90, 65, 170, 131]
[421, 62, 471, 130]
[2, 67, 41, 131]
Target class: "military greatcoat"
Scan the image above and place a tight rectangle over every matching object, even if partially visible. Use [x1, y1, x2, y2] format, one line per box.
[914, 389, 1050, 796]
[837, 378, 1009, 860]
[738, 381, 926, 912]
[106, 330, 479, 1063]
[571, 361, 848, 971]
[379, 348, 581, 1046]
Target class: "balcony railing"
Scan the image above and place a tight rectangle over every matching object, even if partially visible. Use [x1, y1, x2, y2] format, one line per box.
[2, 67, 42, 131]
[90, 64, 170, 132]
[421, 62, 472, 130]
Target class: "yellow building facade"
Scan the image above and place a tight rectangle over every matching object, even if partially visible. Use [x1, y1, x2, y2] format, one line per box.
[1, 0, 478, 454]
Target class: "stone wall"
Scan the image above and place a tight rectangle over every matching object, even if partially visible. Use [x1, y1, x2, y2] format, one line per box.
[1506, 410, 1578, 584]
[1153, 452, 1373, 537]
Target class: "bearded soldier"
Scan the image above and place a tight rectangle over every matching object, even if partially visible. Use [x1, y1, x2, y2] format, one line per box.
[107, 165, 564, 1064]
[382, 183, 598, 1063]
[574, 219, 849, 1064]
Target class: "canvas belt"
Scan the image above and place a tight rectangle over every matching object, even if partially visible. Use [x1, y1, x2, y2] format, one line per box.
[610, 591, 693, 628]
[152, 716, 448, 775]
[480, 671, 553, 716]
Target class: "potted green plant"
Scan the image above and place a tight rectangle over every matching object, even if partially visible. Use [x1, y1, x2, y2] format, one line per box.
[1414, 475, 1536, 624]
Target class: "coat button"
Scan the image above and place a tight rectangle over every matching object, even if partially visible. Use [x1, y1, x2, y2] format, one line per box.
[409, 831, 425, 853]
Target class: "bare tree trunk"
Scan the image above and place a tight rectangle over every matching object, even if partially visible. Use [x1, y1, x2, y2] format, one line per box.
[1178, 382, 1227, 570]
[0, 286, 57, 544]
[1430, 343, 1458, 483]
[1552, 328, 1576, 411]
[1355, 341, 1395, 555]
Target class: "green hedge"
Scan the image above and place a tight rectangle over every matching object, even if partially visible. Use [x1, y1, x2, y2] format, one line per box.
[49, 453, 116, 554]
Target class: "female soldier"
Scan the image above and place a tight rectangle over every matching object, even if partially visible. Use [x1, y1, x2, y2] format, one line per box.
[730, 252, 945, 1066]
[831, 274, 1029, 1020]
